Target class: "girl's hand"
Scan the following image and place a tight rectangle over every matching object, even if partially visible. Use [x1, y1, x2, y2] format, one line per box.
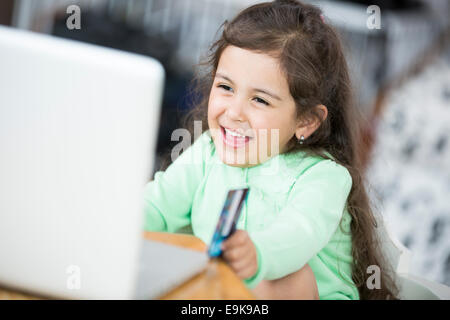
[221, 230, 258, 280]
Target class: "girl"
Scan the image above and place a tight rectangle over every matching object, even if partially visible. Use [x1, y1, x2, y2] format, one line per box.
[144, 0, 398, 299]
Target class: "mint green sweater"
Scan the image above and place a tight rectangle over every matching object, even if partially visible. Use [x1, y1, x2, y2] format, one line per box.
[144, 131, 360, 300]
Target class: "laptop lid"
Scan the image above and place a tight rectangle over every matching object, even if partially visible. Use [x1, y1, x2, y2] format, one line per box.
[0, 26, 164, 299]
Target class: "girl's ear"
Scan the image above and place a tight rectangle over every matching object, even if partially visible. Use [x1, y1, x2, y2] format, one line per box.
[294, 104, 328, 140]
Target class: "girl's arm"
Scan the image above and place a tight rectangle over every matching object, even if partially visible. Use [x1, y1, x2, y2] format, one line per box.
[143, 132, 212, 233]
[252, 264, 319, 300]
[244, 159, 353, 288]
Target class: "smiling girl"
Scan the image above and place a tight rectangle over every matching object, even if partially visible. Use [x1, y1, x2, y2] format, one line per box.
[144, 0, 398, 299]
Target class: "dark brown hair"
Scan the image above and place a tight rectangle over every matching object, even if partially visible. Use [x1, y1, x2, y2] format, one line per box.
[182, 0, 398, 299]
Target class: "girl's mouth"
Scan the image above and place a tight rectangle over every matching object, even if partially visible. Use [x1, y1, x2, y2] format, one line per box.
[220, 126, 251, 149]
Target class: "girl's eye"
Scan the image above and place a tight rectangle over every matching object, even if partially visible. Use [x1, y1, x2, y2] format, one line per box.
[218, 84, 232, 92]
[254, 97, 269, 106]
[217, 84, 269, 106]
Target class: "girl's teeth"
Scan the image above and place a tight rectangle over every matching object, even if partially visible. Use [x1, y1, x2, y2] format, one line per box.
[225, 128, 246, 138]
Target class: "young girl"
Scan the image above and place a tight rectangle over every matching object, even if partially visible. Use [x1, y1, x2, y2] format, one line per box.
[144, 0, 398, 300]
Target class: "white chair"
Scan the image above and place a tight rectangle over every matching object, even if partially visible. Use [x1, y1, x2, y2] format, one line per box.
[376, 215, 450, 300]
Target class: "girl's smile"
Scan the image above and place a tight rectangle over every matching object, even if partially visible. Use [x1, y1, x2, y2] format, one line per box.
[220, 125, 252, 149]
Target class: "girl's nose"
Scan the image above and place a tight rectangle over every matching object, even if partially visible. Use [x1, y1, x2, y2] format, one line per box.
[226, 100, 247, 122]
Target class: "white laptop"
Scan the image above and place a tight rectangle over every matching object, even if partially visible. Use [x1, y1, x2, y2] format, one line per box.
[0, 26, 208, 299]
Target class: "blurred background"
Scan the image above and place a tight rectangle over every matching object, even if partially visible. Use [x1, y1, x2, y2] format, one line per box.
[0, 0, 449, 287]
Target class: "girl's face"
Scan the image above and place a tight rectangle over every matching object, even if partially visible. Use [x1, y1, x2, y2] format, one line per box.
[208, 45, 301, 167]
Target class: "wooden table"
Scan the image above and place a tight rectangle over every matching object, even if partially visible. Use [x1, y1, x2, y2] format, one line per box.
[0, 231, 255, 300]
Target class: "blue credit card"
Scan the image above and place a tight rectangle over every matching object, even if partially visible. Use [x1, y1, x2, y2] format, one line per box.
[208, 188, 249, 258]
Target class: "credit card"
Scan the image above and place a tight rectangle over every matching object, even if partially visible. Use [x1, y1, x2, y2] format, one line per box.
[208, 188, 249, 258]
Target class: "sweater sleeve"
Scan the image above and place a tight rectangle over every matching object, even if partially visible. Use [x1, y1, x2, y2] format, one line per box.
[244, 159, 353, 288]
[143, 131, 212, 233]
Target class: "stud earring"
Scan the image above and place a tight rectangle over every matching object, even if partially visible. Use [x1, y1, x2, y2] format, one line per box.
[298, 135, 305, 145]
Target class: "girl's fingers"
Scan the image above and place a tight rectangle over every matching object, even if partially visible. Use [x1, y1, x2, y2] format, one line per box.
[225, 248, 258, 278]
[222, 230, 248, 250]
[235, 262, 258, 280]
[221, 230, 258, 279]
[222, 244, 248, 263]
[229, 253, 253, 271]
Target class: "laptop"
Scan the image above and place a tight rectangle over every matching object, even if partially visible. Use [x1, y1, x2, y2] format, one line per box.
[0, 26, 208, 299]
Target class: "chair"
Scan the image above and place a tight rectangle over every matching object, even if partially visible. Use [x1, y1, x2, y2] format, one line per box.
[376, 215, 450, 300]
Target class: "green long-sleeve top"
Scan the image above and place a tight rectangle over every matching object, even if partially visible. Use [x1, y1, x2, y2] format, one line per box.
[144, 130, 360, 300]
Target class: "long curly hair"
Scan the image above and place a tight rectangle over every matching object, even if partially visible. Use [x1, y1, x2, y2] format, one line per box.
[180, 0, 399, 299]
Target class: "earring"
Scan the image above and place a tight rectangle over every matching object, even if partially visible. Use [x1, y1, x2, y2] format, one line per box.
[298, 135, 305, 145]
